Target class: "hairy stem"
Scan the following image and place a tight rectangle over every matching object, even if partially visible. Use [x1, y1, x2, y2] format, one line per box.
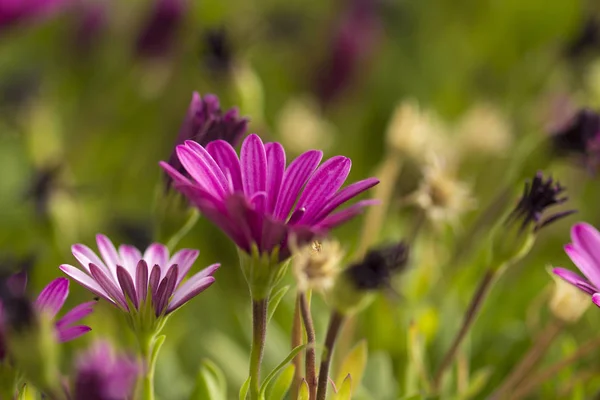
[316, 311, 345, 400]
[249, 298, 268, 400]
[290, 294, 304, 399]
[433, 268, 496, 390]
[299, 292, 317, 399]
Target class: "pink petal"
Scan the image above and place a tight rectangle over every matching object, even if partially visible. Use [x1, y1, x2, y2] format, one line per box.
[160, 161, 194, 186]
[117, 266, 138, 309]
[169, 249, 200, 287]
[89, 264, 128, 311]
[72, 243, 107, 274]
[314, 199, 379, 231]
[206, 140, 243, 192]
[143, 244, 169, 279]
[264, 142, 286, 214]
[593, 293, 600, 308]
[273, 150, 323, 220]
[118, 245, 142, 277]
[177, 142, 227, 198]
[226, 194, 262, 250]
[240, 134, 267, 212]
[59, 264, 111, 302]
[96, 234, 120, 280]
[35, 278, 69, 319]
[565, 243, 600, 289]
[56, 301, 95, 329]
[148, 264, 161, 302]
[295, 156, 351, 219]
[552, 267, 597, 295]
[136, 260, 149, 304]
[154, 266, 178, 316]
[168, 272, 217, 314]
[57, 325, 91, 342]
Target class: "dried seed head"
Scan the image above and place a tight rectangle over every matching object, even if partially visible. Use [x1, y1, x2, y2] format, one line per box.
[292, 239, 344, 292]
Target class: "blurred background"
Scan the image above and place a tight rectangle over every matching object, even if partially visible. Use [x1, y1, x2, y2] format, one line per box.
[2, 0, 600, 398]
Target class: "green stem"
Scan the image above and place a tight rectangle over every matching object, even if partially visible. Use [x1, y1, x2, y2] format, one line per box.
[166, 209, 199, 251]
[299, 292, 317, 399]
[316, 311, 345, 400]
[140, 335, 165, 400]
[249, 298, 269, 400]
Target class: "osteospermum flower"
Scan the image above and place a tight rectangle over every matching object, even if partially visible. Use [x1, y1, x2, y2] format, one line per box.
[0, 275, 93, 347]
[161, 134, 379, 262]
[553, 223, 600, 307]
[59, 235, 218, 325]
[0, 0, 72, 31]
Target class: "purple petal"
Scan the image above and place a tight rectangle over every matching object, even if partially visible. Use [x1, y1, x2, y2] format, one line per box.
[96, 234, 120, 280]
[314, 199, 379, 231]
[60, 264, 112, 302]
[118, 245, 142, 277]
[89, 264, 129, 311]
[143, 244, 169, 279]
[295, 156, 351, 218]
[56, 301, 95, 330]
[154, 265, 178, 316]
[552, 267, 597, 295]
[264, 142, 286, 214]
[570, 223, 600, 288]
[169, 249, 200, 287]
[273, 150, 323, 220]
[72, 244, 107, 274]
[136, 260, 149, 304]
[305, 177, 380, 225]
[167, 265, 218, 314]
[35, 278, 69, 318]
[593, 293, 600, 308]
[58, 325, 92, 342]
[260, 217, 288, 253]
[117, 266, 138, 309]
[148, 264, 161, 302]
[226, 194, 262, 250]
[160, 161, 194, 186]
[206, 140, 243, 192]
[240, 134, 267, 212]
[176, 143, 227, 198]
[565, 243, 600, 289]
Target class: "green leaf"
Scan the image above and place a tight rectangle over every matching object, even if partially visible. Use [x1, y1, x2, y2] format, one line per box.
[259, 344, 306, 398]
[333, 374, 353, 400]
[267, 364, 295, 400]
[239, 376, 251, 400]
[335, 339, 368, 394]
[190, 359, 227, 400]
[18, 384, 37, 400]
[267, 285, 290, 324]
[297, 379, 309, 400]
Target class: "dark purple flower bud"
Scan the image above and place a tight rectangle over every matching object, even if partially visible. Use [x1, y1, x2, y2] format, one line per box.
[167, 92, 248, 180]
[0, 0, 73, 32]
[507, 172, 576, 233]
[73, 341, 139, 400]
[565, 17, 600, 60]
[201, 27, 234, 76]
[551, 108, 600, 172]
[315, 0, 382, 105]
[135, 0, 185, 59]
[345, 241, 409, 291]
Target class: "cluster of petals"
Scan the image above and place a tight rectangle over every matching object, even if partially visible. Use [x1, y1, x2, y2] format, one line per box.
[60, 234, 219, 316]
[161, 133, 379, 260]
[553, 222, 600, 306]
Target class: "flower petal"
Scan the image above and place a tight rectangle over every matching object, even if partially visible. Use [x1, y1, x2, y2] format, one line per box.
[565, 242, 600, 289]
[119, 245, 142, 277]
[56, 301, 95, 329]
[169, 249, 200, 287]
[117, 266, 138, 309]
[240, 134, 267, 211]
[273, 150, 323, 220]
[154, 265, 178, 316]
[96, 234, 121, 280]
[35, 278, 69, 319]
[177, 142, 228, 198]
[295, 156, 351, 218]
[89, 264, 128, 311]
[552, 267, 597, 295]
[314, 199, 379, 231]
[148, 264, 161, 302]
[72, 244, 107, 274]
[167, 270, 217, 314]
[206, 140, 243, 192]
[143, 244, 169, 279]
[57, 325, 91, 342]
[160, 160, 194, 186]
[136, 260, 149, 304]
[264, 142, 286, 214]
[593, 293, 600, 308]
[59, 264, 111, 302]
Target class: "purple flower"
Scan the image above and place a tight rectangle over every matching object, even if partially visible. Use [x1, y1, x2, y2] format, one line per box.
[553, 223, 600, 307]
[160, 134, 379, 261]
[167, 92, 248, 181]
[73, 341, 139, 400]
[59, 234, 219, 317]
[551, 108, 600, 172]
[0, 0, 72, 31]
[0, 275, 93, 355]
[135, 0, 185, 59]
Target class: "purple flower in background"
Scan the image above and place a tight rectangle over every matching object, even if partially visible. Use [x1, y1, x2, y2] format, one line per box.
[552, 108, 600, 172]
[167, 92, 248, 182]
[315, 0, 382, 105]
[73, 341, 139, 400]
[60, 235, 219, 317]
[0, 275, 93, 353]
[72, 1, 107, 53]
[553, 223, 600, 307]
[0, 0, 72, 31]
[161, 134, 379, 261]
[135, 0, 185, 58]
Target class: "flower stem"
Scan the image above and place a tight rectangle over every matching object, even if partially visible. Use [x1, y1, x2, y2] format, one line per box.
[249, 297, 268, 400]
[316, 311, 345, 400]
[299, 292, 317, 399]
[489, 318, 564, 400]
[290, 295, 304, 400]
[433, 268, 496, 390]
[139, 335, 165, 400]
